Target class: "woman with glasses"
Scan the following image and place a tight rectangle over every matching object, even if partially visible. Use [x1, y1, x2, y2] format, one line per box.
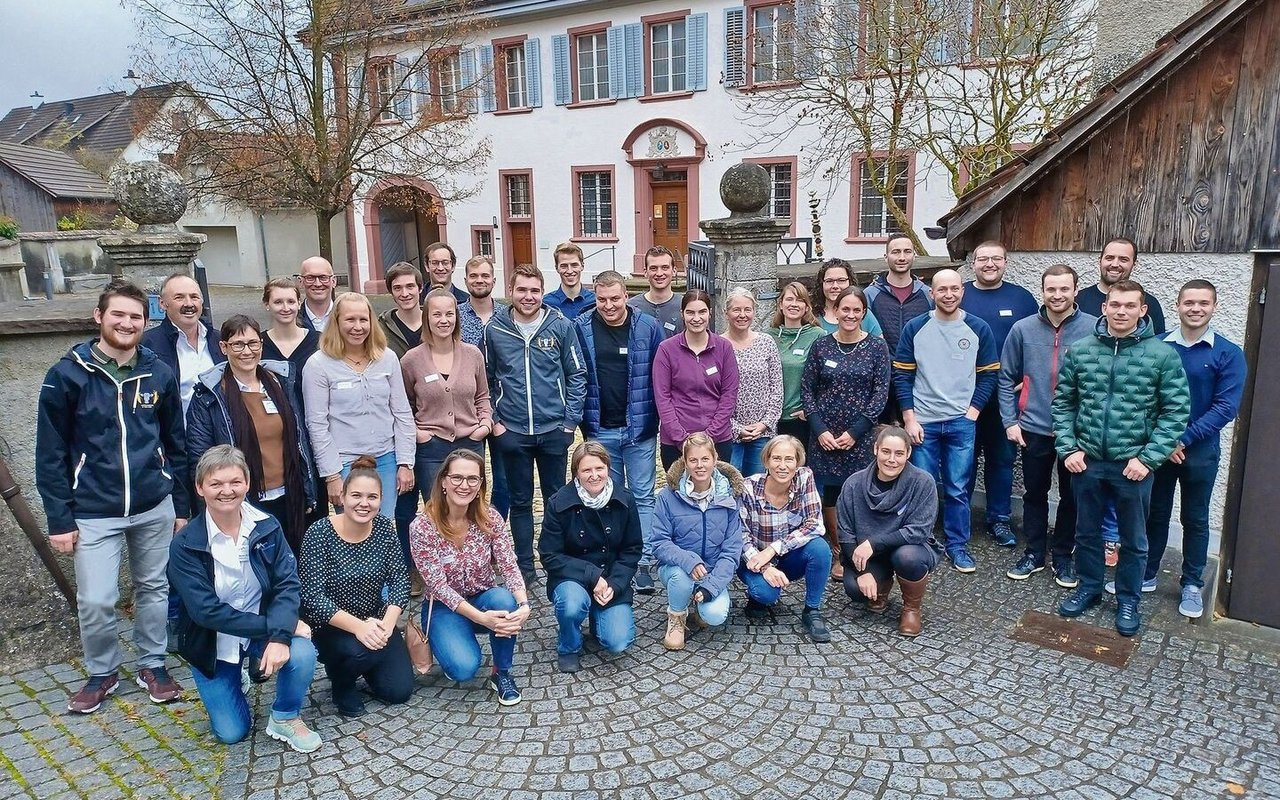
[816, 259, 883, 336]
[187, 315, 316, 552]
[410, 450, 529, 706]
[768, 282, 826, 446]
[538, 442, 642, 673]
[260, 278, 321, 380]
[302, 292, 415, 519]
[724, 288, 782, 476]
[802, 286, 892, 581]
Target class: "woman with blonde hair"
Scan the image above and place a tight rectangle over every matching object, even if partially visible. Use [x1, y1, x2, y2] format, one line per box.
[409, 449, 529, 705]
[302, 291, 415, 519]
[768, 282, 826, 445]
[724, 288, 782, 476]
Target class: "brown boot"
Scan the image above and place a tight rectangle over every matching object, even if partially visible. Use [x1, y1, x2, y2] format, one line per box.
[897, 575, 928, 637]
[662, 610, 688, 650]
[867, 576, 893, 613]
[823, 507, 843, 581]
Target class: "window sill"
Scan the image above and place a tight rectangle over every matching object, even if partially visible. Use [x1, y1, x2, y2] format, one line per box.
[570, 236, 620, 243]
[639, 91, 694, 104]
[845, 235, 899, 244]
[567, 98, 618, 110]
[494, 107, 535, 116]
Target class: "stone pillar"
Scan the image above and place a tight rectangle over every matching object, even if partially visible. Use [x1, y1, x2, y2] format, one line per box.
[96, 162, 205, 295]
[699, 163, 790, 332]
[0, 240, 28, 303]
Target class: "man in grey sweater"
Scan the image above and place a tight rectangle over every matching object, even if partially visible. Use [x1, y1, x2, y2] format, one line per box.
[999, 264, 1097, 587]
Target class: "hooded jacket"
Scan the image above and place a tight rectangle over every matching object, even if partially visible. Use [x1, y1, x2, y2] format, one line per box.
[575, 307, 665, 443]
[1051, 317, 1190, 467]
[835, 462, 942, 570]
[998, 305, 1097, 437]
[37, 341, 190, 535]
[538, 482, 644, 608]
[485, 305, 587, 434]
[651, 459, 746, 599]
[184, 360, 316, 508]
[376, 308, 421, 360]
[168, 509, 301, 678]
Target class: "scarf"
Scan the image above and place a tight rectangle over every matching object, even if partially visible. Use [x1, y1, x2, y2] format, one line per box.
[679, 473, 718, 511]
[575, 478, 614, 510]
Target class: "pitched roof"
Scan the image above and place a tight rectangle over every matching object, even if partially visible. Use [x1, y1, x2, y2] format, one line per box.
[938, 0, 1255, 252]
[0, 141, 114, 200]
[0, 84, 182, 155]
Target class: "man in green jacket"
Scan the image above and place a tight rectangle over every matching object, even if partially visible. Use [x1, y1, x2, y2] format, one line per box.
[1051, 279, 1189, 636]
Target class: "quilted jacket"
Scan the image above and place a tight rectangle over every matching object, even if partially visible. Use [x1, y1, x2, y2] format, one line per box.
[651, 459, 746, 599]
[574, 306, 665, 443]
[1051, 316, 1190, 468]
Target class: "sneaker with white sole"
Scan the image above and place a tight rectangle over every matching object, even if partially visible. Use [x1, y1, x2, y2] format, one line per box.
[1105, 577, 1157, 595]
[266, 717, 322, 753]
[489, 671, 522, 706]
[1178, 586, 1204, 618]
[135, 666, 183, 704]
[67, 674, 119, 714]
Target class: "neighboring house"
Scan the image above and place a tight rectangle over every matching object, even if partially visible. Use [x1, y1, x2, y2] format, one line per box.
[937, 0, 1280, 629]
[339, 0, 1058, 293]
[0, 141, 116, 231]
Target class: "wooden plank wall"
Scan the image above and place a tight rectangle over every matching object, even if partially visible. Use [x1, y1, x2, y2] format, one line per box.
[967, 0, 1280, 255]
[0, 163, 56, 231]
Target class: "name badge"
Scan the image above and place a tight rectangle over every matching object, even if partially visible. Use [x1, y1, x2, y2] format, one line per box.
[792, 348, 806, 356]
[424, 373, 441, 384]
[261, 399, 279, 415]
[334, 380, 355, 390]
[705, 366, 719, 376]
[664, 322, 676, 331]
[824, 359, 838, 368]
[618, 347, 628, 355]
[999, 309, 1014, 317]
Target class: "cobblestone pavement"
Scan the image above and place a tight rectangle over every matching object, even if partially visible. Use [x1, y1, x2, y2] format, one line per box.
[2, 534, 1277, 800]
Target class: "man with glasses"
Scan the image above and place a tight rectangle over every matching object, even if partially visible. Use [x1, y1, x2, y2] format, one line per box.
[960, 241, 1038, 549]
[422, 242, 470, 305]
[297, 257, 337, 333]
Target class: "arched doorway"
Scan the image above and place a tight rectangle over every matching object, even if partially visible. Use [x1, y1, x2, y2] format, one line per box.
[362, 177, 448, 293]
[622, 118, 708, 274]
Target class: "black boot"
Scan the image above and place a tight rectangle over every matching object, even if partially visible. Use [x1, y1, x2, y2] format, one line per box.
[801, 606, 831, 643]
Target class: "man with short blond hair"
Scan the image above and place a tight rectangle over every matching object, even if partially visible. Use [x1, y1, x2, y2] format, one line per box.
[544, 242, 596, 320]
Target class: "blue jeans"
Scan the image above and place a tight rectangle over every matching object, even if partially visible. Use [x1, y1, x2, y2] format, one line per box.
[340, 451, 398, 518]
[1102, 502, 1120, 544]
[593, 428, 658, 564]
[397, 439, 485, 568]
[493, 429, 572, 574]
[729, 438, 769, 478]
[658, 565, 730, 625]
[188, 636, 317, 744]
[486, 437, 510, 519]
[551, 581, 636, 655]
[737, 537, 832, 609]
[967, 401, 1014, 523]
[1145, 445, 1219, 588]
[910, 417, 977, 553]
[426, 587, 518, 681]
[1073, 459, 1153, 605]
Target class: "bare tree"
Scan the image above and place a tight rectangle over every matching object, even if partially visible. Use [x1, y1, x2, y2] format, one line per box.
[730, 0, 1094, 253]
[130, 0, 492, 260]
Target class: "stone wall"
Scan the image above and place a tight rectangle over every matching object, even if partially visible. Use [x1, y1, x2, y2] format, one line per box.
[18, 230, 117, 293]
[1093, 0, 1208, 89]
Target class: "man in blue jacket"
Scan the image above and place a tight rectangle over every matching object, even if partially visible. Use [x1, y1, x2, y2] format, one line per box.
[140, 272, 225, 416]
[37, 281, 190, 714]
[487, 263, 588, 585]
[864, 235, 933, 423]
[574, 270, 665, 593]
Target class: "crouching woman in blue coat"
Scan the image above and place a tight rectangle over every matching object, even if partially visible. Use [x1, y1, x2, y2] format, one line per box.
[652, 433, 746, 650]
[168, 445, 322, 753]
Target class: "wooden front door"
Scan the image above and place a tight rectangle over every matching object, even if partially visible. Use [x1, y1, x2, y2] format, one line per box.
[651, 181, 688, 262]
[1224, 256, 1280, 628]
[508, 221, 532, 266]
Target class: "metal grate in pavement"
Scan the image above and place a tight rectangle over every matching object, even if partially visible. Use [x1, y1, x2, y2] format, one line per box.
[1009, 610, 1138, 668]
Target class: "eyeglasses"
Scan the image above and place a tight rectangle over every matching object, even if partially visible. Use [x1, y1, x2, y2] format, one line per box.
[822, 277, 850, 285]
[428, 259, 454, 268]
[974, 256, 1007, 264]
[298, 275, 333, 285]
[445, 474, 482, 487]
[226, 341, 262, 353]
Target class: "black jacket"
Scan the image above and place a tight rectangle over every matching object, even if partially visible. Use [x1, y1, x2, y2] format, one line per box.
[139, 317, 226, 378]
[538, 483, 643, 608]
[168, 509, 301, 678]
[37, 342, 190, 534]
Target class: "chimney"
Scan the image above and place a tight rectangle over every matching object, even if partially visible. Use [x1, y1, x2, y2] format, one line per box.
[1092, 0, 1209, 90]
[62, 101, 75, 116]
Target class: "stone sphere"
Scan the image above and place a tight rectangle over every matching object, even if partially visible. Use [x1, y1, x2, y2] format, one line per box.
[109, 161, 189, 226]
[720, 162, 771, 214]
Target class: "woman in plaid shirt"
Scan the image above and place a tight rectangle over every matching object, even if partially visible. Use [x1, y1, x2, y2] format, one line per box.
[736, 436, 832, 643]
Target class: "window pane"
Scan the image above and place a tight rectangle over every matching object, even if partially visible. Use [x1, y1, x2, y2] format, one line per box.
[507, 174, 531, 217]
[577, 172, 613, 237]
[505, 44, 527, 108]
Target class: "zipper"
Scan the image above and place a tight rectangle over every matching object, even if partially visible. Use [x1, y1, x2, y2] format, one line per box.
[1101, 338, 1120, 456]
[157, 447, 172, 480]
[75, 352, 143, 518]
[72, 454, 86, 490]
[523, 340, 534, 434]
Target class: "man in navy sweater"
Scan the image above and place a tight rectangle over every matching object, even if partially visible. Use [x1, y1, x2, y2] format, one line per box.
[959, 241, 1038, 549]
[1131, 280, 1244, 618]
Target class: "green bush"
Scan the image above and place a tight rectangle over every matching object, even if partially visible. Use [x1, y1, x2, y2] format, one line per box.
[0, 215, 17, 240]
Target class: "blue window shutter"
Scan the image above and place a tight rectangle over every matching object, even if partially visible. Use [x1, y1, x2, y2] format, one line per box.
[624, 22, 643, 97]
[525, 37, 543, 107]
[478, 45, 497, 112]
[724, 8, 746, 88]
[412, 58, 431, 117]
[394, 58, 413, 120]
[685, 13, 708, 91]
[460, 49, 478, 114]
[552, 34, 572, 105]
[607, 26, 627, 99]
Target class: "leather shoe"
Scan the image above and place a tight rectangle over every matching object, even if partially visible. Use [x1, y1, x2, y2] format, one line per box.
[1058, 589, 1102, 618]
[1115, 602, 1142, 637]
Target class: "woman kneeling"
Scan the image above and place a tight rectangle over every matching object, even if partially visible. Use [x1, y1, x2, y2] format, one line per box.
[299, 455, 414, 717]
[652, 433, 746, 650]
[539, 442, 643, 673]
[169, 445, 321, 752]
[737, 435, 832, 643]
[837, 426, 942, 637]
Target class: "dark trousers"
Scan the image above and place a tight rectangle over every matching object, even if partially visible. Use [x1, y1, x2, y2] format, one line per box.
[660, 440, 733, 471]
[968, 402, 1015, 523]
[1145, 445, 1219, 588]
[495, 428, 572, 574]
[842, 543, 937, 600]
[313, 626, 414, 706]
[395, 438, 485, 569]
[487, 437, 510, 519]
[777, 416, 810, 445]
[1020, 432, 1076, 565]
[1073, 459, 1153, 606]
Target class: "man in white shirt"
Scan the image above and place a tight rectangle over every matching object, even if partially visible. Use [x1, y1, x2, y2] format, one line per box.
[141, 273, 225, 416]
[297, 257, 337, 333]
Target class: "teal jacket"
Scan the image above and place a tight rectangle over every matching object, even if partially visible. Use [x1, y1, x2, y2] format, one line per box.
[1051, 317, 1190, 468]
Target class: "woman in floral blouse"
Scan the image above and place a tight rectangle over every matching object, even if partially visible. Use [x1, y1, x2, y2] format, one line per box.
[409, 449, 529, 706]
[724, 288, 782, 476]
[736, 435, 832, 643]
[801, 286, 892, 580]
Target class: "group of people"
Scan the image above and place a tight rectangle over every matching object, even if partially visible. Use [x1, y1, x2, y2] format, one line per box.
[35, 234, 1243, 753]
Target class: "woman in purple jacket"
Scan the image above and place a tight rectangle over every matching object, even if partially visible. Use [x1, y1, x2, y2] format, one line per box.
[653, 290, 740, 470]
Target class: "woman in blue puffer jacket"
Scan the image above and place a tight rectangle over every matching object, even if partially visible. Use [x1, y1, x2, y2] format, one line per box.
[651, 433, 745, 651]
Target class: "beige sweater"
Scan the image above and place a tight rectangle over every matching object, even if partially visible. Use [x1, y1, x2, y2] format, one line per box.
[399, 342, 493, 442]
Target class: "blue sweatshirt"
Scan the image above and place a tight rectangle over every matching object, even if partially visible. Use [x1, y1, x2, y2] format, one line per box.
[959, 281, 1039, 352]
[894, 311, 999, 424]
[1162, 329, 1246, 453]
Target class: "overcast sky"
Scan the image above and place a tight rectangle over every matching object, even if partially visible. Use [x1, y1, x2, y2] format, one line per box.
[0, 0, 138, 115]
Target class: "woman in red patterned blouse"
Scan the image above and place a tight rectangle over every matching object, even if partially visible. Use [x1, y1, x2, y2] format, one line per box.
[409, 449, 529, 705]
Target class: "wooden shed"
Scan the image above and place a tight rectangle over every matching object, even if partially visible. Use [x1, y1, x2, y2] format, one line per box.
[936, 0, 1280, 629]
[0, 141, 115, 232]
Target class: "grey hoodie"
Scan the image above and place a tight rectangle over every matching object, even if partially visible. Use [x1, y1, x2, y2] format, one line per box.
[998, 305, 1097, 436]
